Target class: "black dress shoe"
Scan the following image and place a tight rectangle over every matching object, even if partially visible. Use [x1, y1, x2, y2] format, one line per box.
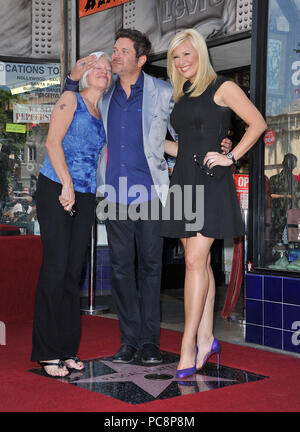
[112, 345, 137, 363]
[141, 343, 163, 364]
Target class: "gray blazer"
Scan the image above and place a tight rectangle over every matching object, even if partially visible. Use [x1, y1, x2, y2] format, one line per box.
[96, 71, 177, 206]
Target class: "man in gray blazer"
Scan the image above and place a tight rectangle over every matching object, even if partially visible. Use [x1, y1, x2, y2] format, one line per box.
[64, 29, 230, 365]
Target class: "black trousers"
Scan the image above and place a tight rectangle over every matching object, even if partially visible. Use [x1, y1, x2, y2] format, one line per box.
[31, 174, 95, 361]
[105, 201, 163, 349]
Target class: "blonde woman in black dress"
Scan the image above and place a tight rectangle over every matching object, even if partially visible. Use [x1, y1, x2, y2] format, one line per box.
[161, 29, 267, 378]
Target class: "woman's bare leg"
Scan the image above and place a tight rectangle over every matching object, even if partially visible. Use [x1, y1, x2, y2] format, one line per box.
[196, 253, 216, 368]
[177, 233, 214, 371]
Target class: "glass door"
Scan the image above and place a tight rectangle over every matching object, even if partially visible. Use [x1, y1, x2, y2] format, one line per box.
[263, 0, 300, 272]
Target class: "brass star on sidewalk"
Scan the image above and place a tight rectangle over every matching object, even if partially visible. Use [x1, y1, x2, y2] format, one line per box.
[74, 360, 235, 398]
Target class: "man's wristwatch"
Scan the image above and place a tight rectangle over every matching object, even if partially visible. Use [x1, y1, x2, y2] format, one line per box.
[226, 152, 237, 165]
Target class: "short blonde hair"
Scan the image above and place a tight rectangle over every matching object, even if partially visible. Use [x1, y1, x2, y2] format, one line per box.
[167, 29, 217, 103]
[80, 51, 111, 90]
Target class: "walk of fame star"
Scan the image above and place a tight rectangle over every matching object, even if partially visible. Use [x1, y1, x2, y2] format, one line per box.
[74, 361, 235, 398]
[29, 351, 268, 405]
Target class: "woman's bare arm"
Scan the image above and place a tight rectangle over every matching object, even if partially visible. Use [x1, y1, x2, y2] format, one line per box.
[45, 91, 77, 210]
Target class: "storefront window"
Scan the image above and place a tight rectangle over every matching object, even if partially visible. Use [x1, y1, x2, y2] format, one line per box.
[0, 60, 60, 234]
[264, 0, 300, 271]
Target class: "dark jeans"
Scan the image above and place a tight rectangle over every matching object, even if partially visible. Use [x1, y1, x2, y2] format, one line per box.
[105, 200, 163, 349]
[31, 174, 95, 361]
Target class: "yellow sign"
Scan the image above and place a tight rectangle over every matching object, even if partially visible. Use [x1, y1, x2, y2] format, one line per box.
[6, 123, 26, 134]
[10, 78, 60, 95]
[79, 0, 131, 17]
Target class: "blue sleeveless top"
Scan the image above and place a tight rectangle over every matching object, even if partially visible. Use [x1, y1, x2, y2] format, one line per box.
[40, 92, 106, 194]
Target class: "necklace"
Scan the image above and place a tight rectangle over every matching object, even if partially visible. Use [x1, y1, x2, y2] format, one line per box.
[81, 95, 101, 120]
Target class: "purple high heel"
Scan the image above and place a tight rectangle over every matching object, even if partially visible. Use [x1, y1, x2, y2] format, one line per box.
[197, 338, 221, 371]
[176, 346, 198, 379]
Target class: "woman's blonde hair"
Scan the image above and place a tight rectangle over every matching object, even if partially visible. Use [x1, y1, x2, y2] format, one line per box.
[167, 29, 217, 102]
[80, 51, 111, 90]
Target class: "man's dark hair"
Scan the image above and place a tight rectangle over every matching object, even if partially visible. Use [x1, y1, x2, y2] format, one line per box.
[115, 28, 152, 58]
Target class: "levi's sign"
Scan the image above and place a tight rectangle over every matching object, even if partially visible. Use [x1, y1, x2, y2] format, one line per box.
[156, 0, 225, 35]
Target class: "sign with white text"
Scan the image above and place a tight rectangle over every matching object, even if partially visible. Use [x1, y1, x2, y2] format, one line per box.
[234, 174, 249, 210]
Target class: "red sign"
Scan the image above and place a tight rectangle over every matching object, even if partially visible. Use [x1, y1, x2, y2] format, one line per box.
[79, 0, 131, 18]
[234, 174, 249, 210]
[263, 129, 276, 146]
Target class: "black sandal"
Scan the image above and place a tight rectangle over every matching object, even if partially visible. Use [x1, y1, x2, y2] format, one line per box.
[38, 360, 70, 378]
[62, 356, 85, 372]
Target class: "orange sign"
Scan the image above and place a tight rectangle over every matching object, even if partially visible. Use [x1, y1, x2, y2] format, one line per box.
[79, 0, 131, 17]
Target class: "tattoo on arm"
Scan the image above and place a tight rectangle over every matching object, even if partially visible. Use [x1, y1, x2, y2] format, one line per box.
[59, 103, 67, 110]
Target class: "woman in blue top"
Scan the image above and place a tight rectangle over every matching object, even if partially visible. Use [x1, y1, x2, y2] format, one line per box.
[31, 52, 112, 377]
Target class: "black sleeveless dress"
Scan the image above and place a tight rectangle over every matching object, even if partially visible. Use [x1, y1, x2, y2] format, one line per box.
[160, 76, 245, 239]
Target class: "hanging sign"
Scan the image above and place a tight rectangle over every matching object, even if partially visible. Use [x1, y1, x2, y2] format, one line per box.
[79, 0, 131, 17]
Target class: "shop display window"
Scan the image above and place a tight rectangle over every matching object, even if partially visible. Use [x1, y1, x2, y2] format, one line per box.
[263, 0, 300, 272]
[0, 60, 60, 234]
